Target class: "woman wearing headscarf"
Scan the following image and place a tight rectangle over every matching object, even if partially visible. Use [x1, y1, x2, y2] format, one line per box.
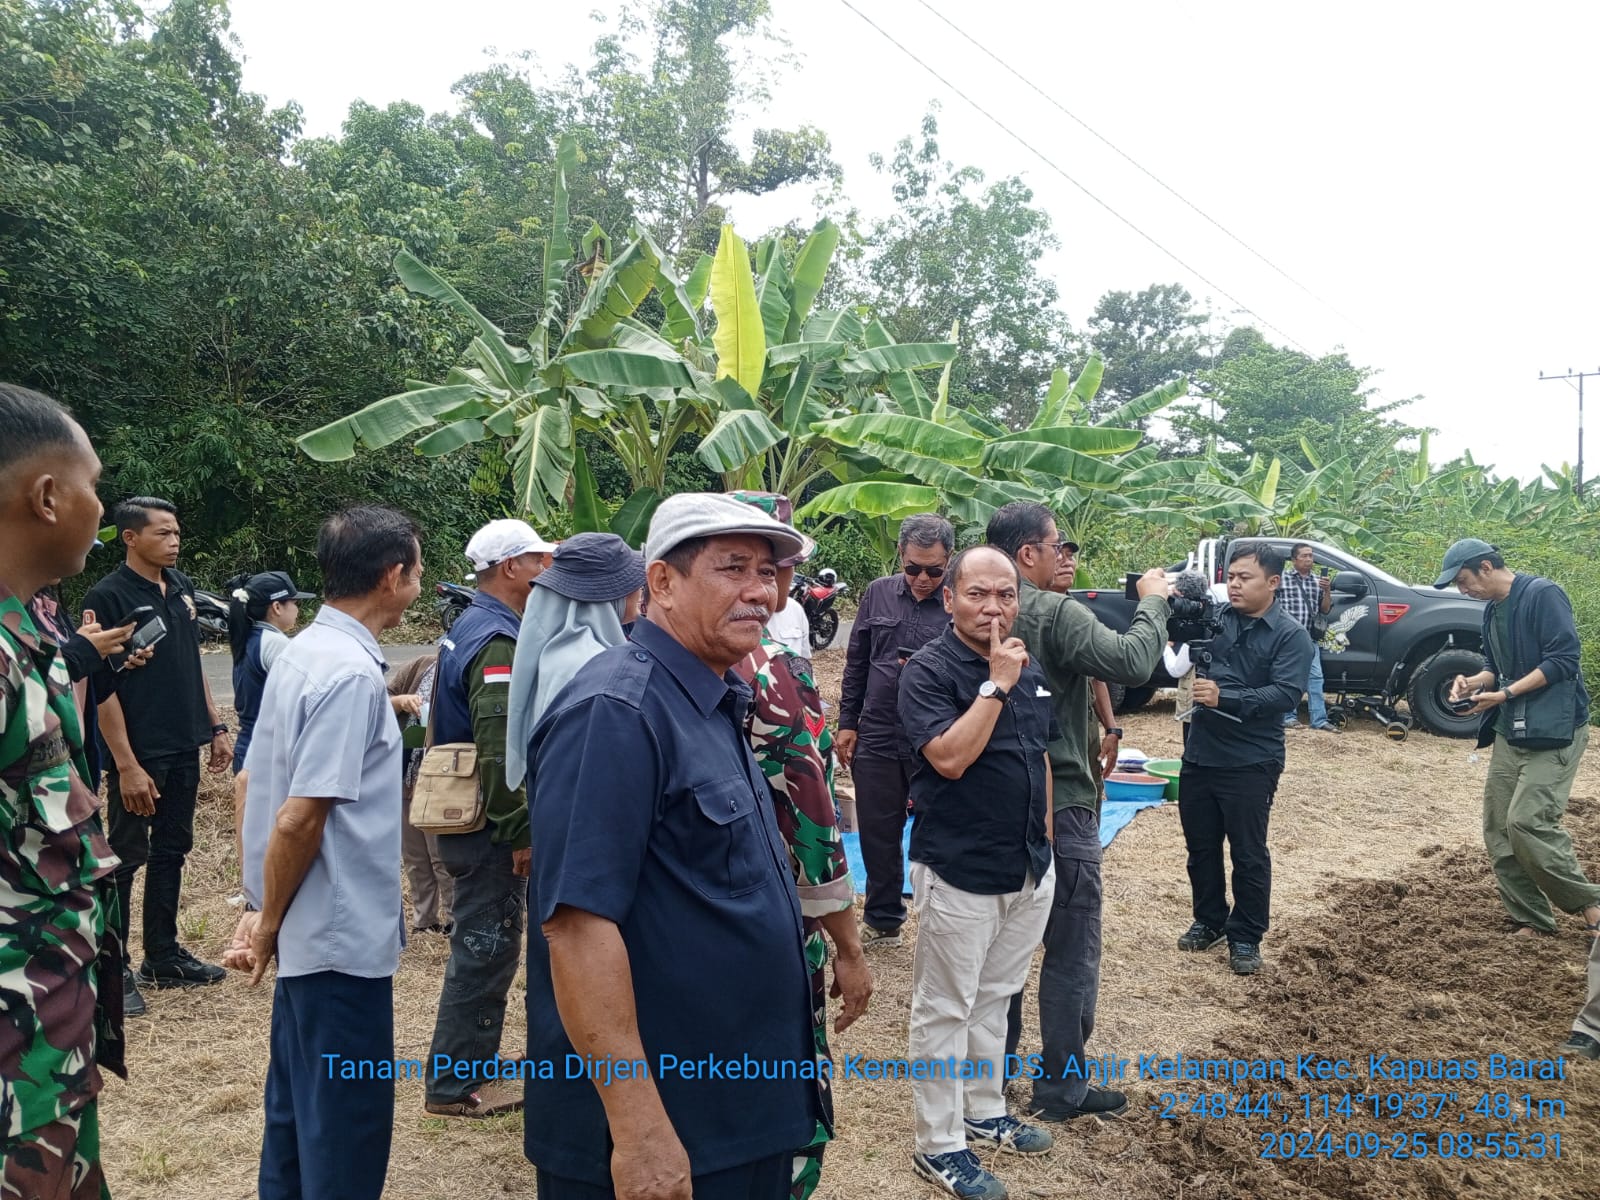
[504, 533, 647, 793]
[726, 491, 870, 1200]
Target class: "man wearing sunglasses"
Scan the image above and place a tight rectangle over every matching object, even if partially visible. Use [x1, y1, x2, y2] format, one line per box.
[838, 513, 955, 948]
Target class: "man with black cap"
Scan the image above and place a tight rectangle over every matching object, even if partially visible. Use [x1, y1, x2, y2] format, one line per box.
[424, 517, 555, 1117]
[524, 493, 821, 1200]
[1438, 538, 1600, 939]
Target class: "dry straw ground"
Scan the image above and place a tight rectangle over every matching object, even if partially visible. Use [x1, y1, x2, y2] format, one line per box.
[99, 654, 1600, 1200]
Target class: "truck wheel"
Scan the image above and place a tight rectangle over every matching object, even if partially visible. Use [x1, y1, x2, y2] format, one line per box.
[1406, 647, 1487, 738]
[1115, 686, 1156, 714]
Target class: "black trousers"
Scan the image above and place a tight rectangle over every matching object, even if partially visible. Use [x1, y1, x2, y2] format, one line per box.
[1177, 761, 1281, 943]
[426, 826, 526, 1103]
[851, 753, 913, 931]
[107, 751, 200, 967]
[535, 1152, 791, 1200]
[1003, 809, 1103, 1109]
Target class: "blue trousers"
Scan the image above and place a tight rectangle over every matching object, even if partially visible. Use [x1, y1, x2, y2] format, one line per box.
[260, 971, 394, 1200]
[1285, 649, 1328, 726]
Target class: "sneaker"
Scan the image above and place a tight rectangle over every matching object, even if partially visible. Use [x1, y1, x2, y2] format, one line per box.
[1282, 718, 1304, 729]
[1228, 941, 1262, 975]
[139, 947, 226, 988]
[909, 1149, 1007, 1200]
[1557, 1032, 1600, 1060]
[1177, 921, 1226, 952]
[1312, 722, 1341, 733]
[963, 1113, 1053, 1154]
[425, 1078, 524, 1118]
[122, 967, 147, 1018]
[1031, 1085, 1130, 1122]
[861, 924, 902, 950]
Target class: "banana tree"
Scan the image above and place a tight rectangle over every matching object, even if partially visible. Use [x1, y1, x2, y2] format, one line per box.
[796, 354, 1194, 543]
[688, 220, 960, 502]
[297, 134, 708, 542]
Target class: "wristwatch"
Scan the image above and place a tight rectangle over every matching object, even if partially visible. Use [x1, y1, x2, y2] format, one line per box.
[1104, 726, 1124, 738]
[978, 681, 1008, 702]
[211, 723, 230, 737]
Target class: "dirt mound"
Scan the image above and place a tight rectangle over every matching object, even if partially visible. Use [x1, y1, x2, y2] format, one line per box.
[1141, 798, 1600, 1200]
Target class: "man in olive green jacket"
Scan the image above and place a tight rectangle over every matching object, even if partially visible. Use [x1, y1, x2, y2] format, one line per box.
[987, 502, 1169, 1122]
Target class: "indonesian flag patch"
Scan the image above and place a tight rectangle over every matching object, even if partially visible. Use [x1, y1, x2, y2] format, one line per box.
[483, 664, 512, 685]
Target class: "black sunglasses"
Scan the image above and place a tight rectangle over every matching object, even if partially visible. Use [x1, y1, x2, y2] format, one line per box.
[903, 563, 947, 579]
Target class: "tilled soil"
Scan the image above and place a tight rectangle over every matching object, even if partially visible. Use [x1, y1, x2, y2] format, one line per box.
[99, 674, 1600, 1199]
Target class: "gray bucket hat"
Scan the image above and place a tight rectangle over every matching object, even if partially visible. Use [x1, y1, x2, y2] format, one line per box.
[532, 533, 647, 602]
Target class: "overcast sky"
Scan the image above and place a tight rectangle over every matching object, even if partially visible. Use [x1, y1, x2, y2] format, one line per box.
[229, 0, 1599, 483]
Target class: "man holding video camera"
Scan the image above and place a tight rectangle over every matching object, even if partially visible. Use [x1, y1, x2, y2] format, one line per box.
[1438, 538, 1600, 940]
[1178, 540, 1313, 977]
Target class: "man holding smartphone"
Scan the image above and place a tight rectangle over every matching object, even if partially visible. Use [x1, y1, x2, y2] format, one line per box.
[84, 496, 231, 1017]
[1278, 544, 1336, 731]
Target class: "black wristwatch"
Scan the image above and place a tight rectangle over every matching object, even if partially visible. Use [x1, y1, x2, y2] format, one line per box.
[211, 723, 230, 737]
[1104, 726, 1124, 738]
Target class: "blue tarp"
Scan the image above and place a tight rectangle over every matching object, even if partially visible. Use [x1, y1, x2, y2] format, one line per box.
[842, 797, 1167, 895]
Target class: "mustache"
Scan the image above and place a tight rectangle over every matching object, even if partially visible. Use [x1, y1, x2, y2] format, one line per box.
[729, 606, 771, 623]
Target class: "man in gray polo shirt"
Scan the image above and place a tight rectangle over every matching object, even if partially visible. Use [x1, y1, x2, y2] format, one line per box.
[237, 505, 422, 1200]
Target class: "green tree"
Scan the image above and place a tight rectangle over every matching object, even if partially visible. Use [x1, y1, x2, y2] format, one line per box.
[1169, 334, 1419, 469]
[1083, 283, 1210, 423]
[849, 112, 1073, 428]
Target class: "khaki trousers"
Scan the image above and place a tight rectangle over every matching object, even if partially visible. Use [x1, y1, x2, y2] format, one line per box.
[1482, 725, 1600, 933]
[908, 863, 1054, 1154]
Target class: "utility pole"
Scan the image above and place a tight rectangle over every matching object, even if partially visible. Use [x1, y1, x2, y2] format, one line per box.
[1538, 368, 1600, 499]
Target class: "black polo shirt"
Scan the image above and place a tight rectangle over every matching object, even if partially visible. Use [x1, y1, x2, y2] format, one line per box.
[523, 618, 819, 1185]
[81, 563, 211, 763]
[898, 626, 1056, 895]
[1182, 601, 1313, 769]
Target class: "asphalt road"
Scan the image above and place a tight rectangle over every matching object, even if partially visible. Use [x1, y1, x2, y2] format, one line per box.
[202, 619, 854, 706]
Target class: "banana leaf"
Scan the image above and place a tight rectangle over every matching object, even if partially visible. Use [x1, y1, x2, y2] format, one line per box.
[796, 481, 943, 521]
[710, 224, 765, 400]
[785, 219, 839, 342]
[697, 409, 786, 474]
[296, 384, 483, 461]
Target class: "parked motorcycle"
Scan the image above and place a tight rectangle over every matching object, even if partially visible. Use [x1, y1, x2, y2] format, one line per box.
[792, 568, 849, 651]
[435, 575, 477, 634]
[193, 588, 230, 644]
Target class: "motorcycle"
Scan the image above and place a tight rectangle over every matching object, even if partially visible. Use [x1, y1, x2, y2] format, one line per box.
[434, 575, 477, 634]
[193, 588, 230, 644]
[792, 568, 849, 651]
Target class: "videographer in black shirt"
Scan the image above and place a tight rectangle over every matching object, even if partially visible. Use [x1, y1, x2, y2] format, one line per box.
[1177, 540, 1312, 977]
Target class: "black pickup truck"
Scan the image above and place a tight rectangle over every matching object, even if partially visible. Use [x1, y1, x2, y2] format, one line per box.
[1072, 537, 1487, 738]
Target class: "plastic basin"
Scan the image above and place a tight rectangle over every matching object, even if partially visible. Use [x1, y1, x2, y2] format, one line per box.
[1103, 772, 1169, 803]
[1143, 759, 1181, 802]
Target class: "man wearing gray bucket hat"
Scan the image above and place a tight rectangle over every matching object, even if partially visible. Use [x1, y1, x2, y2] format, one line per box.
[503, 533, 647, 791]
[523, 493, 821, 1200]
[1437, 539, 1600, 940]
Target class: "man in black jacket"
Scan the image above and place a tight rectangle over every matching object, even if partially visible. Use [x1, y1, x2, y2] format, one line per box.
[1439, 539, 1600, 939]
[1177, 541, 1312, 977]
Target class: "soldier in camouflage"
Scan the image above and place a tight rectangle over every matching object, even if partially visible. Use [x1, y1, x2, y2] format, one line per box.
[0, 384, 126, 1200]
[729, 492, 872, 1200]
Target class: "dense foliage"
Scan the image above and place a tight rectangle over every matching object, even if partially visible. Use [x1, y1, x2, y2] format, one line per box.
[6, 0, 1598, 672]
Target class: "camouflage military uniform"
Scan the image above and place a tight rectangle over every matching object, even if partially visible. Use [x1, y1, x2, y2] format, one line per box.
[0, 587, 120, 1199]
[736, 633, 854, 1200]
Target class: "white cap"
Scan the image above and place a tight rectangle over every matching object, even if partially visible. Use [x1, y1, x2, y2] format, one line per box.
[464, 519, 557, 571]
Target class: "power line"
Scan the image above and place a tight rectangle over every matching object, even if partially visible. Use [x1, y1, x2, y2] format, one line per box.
[836, 0, 1310, 353]
[913, 0, 1364, 335]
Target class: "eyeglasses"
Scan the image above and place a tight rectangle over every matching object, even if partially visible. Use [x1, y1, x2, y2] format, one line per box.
[1027, 541, 1072, 559]
[903, 563, 947, 579]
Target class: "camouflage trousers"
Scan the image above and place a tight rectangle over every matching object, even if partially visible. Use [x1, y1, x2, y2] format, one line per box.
[0, 1101, 108, 1200]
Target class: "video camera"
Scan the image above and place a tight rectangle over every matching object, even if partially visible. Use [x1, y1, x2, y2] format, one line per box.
[1125, 570, 1225, 650]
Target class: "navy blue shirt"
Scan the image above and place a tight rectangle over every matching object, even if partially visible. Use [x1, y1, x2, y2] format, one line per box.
[1182, 602, 1313, 769]
[898, 627, 1057, 895]
[523, 618, 819, 1185]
